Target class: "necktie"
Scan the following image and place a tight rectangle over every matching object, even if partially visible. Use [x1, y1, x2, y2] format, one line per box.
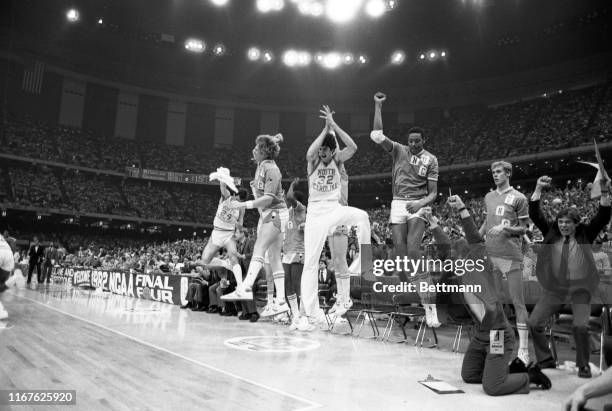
[560, 236, 570, 285]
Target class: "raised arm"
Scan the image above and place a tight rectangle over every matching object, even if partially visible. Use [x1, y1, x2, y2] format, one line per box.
[306, 123, 330, 175]
[319, 105, 357, 163]
[286, 177, 300, 208]
[448, 195, 485, 244]
[529, 176, 553, 234]
[585, 177, 612, 242]
[370, 92, 394, 152]
[219, 181, 230, 199]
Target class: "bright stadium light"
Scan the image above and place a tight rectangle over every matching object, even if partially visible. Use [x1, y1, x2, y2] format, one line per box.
[440, 50, 447, 57]
[322, 52, 342, 69]
[326, 0, 363, 24]
[429, 51, 437, 59]
[297, 51, 312, 66]
[390, 50, 405, 65]
[210, 0, 230, 6]
[262, 50, 274, 62]
[283, 49, 299, 67]
[184, 38, 205, 53]
[419, 53, 426, 60]
[247, 47, 261, 60]
[98, 18, 103, 24]
[66, 9, 80, 22]
[343, 53, 354, 64]
[213, 43, 226, 56]
[358, 54, 368, 64]
[257, 0, 284, 13]
[365, 0, 386, 18]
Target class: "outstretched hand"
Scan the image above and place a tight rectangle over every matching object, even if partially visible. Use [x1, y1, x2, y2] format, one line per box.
[319, 105, 335, 127]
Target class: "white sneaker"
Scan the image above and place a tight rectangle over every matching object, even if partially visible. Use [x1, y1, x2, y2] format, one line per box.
[296, 316, 316, 332]
[260, 302, 275, 317]
[274, 312, 290, 324]
[0, 309, 8, 320]
[333, 298, 353, 317]
[220, 286, 253, 301]
[261, 299, 289, 317]
[518, 348, 530, 365]
[289, 317, 301, 330]
[424, 304, 441, 328]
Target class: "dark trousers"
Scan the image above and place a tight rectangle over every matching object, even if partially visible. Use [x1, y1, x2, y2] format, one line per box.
[240, 300, 257, 315]
[27, 262, 41, 283]
[462, 323, 530, 396]
[527, 289, 591, 367]
[43, 261, 53, 283]
[283, 263, 303, 298]
[186, 283, 209, 307]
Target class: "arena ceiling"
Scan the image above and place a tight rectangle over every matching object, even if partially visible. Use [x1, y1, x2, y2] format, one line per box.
[1, 0, 610, 102]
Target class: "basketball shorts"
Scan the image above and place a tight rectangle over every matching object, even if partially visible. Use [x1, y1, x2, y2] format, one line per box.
[0, 247, 15, 272]
[210, 229, 234, 248]
[390, 199, 427, 224]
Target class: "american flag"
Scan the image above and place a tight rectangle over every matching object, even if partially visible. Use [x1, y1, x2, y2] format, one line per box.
[22, 60, 45, 94]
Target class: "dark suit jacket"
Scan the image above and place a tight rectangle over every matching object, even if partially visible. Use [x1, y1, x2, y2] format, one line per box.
[529, 199, 611, 295]
[318, 268, 336, 288]
[29, 244, 44, 265]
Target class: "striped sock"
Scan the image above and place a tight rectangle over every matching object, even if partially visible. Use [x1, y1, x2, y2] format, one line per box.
[336, 272, 351, 301]
[517, 323, 529, 350]
[273, 271, 285, 301]
[287, 294, 299, 318]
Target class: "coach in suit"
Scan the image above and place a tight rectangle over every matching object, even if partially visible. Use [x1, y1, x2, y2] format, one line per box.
[237, 230, 259, 322]
[528, 175, 611, 379]
[318, 258, 337, 304]
[27, 237, 44, 284]
[42, 241, 57, 284]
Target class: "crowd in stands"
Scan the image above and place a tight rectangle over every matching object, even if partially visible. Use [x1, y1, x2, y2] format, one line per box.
[2, 83, 612, 179]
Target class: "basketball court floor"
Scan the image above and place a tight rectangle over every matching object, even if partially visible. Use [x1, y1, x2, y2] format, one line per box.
[1, 285, 611, 411]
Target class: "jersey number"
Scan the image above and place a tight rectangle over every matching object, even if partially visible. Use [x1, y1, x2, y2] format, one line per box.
[418, 166, 427, 177]
[495, 206, 505, 216]
[318, 175, 334, 185]
[287, 221, 294, 230]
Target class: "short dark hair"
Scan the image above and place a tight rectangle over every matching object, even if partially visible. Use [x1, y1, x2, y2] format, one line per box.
[407, 127, 425, 139]
[556, 208, 580, 224]
[321, 133, 337, 151]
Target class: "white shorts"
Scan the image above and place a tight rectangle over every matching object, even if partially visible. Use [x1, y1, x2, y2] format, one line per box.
[390, 199, 427, 225]
[210, 229, 234, 248]
[0, 247, 15, 272]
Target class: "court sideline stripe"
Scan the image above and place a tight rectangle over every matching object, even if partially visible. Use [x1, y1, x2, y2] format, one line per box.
[11, 293, 322, 411]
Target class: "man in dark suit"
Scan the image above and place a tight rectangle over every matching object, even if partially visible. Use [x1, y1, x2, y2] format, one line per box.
[42, 241, 57, 284]
[27, 236, 44, 284]
[318, 258, 337, 304]
[528, 175, 611, 378]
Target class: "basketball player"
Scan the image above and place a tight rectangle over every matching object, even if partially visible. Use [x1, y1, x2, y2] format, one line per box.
[222, 134, 290, 318]
[283, 177, 306, 329]
[482, 161, 530, 365]
[299, 106, 372, 330]
[370, 92, 440, 326]
[0, 230, 16, 320]
[197, 177, 248, 290]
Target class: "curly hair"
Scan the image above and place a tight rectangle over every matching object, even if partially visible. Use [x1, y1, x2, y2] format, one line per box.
[255, 133, 283, 160]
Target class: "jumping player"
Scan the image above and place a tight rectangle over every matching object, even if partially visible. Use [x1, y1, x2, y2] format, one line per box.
[483, 161, 530, 365]
[299, 106, 371, 330]
[199, 170, 248, 290]
[370, 92, 440, 326]
[222, 134, 290, 318]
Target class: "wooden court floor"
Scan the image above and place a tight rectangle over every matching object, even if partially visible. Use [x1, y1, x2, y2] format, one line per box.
[1, 285, 611, 411]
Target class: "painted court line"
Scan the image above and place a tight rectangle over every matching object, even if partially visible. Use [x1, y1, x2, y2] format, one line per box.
[12, 293, 322, 411]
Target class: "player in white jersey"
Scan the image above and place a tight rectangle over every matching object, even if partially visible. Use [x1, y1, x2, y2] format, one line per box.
[198, 178, 248, 289]
[0, 231, 16, 320]
[222, 134, 291, 318]
[299, 106, 372, 330]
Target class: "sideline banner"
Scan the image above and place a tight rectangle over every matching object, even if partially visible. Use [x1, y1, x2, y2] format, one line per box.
[50, 267, 184, 305]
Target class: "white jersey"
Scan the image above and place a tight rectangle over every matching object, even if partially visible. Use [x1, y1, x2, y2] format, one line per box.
[309, 158, 342, 203]
[0, 235, 11, 251]
[213, 197, 240, 231]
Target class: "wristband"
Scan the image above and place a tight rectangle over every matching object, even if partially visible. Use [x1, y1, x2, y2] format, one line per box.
[245, 201, 254, 209]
